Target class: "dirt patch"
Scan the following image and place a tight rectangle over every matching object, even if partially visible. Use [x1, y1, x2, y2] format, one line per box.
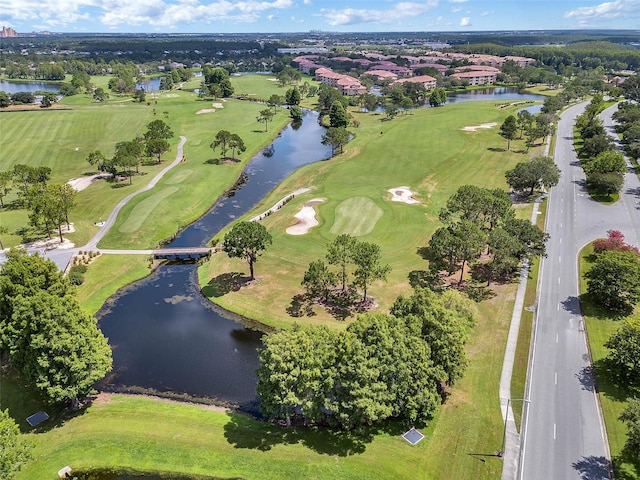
[196, 108, 216, 114]
[388, 186, 419, 204]
[286, 199, 325, 235]
[20, 223, 76, 251]
[461, 122, 498, 132]
[92, 392, 228, 412]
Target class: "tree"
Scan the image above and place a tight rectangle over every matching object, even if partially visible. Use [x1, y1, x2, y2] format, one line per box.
[256, 108, 275, 132]
[429, 87, 447, 107]
[351, 242, 391, 303]
[3, 291, 112, 406]
[228, 134, 246, 160]
[586, 172, 624, 197]
[439, 185, 513, 231]
[321, 126, 349, 155]
[0, 410, 31, 480]
[582, 151, 627, 175]
[0, 248, 70, 325]
[133, 88, 146, 103]
[586, 249, 640, 314]
[144, 119, 174, 142]
[391, 287, 475, 386]
[289, 105, 303, 122]
[500, 115, 518, 151]
[329, 101, 349, 128]
[210, 130, 233, 158]
[0, 91, 10, 108]
[145, 138, 170, 165]
[604, 318, 640, 385]
[267, 94, 282, 112]
[0, 171, 13, 208]
[505, 156, 560, 195]
[619, 398, 640, 462]
[223, 221, 272, 280]
[285, 86, 301, 106]
[39, 92, 58, 108]
[361, 93, 379, 112]
[203, 66, 234, 97]
[302, 260, 336, 302]
[516, 110, 534, 139]
[428, 221, 486, 282]
[486, 227, 522, 284]
[114, 138, 144, 174]
[621, 74, 640, 102]
[581, 133, 614, 159]
[93, 87, 108, 102]
[326, 234, 357, 292]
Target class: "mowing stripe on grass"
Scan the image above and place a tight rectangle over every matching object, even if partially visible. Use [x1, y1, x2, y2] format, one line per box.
[330, 196, 383, 237]
[164, 169, 193, 185]
[119, 187, 179, 233]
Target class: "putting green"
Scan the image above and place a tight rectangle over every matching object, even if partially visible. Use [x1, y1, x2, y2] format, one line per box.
[119, 187, 179, 233]
[330, 196, 383, 236]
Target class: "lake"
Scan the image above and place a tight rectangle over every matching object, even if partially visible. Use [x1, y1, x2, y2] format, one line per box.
[0, 79, 60, 94]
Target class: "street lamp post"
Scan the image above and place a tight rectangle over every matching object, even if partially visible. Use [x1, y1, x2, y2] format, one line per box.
[499, 398, 530, 457]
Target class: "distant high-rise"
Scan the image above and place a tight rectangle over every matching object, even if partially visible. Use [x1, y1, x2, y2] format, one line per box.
[1, 26, 18, 37]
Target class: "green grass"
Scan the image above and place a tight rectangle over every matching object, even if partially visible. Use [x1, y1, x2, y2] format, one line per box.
[200, 100, 545, 328]
[579, 244, 639, 479]
[74, 254, 151, 316]
[330, 196, 384, 236]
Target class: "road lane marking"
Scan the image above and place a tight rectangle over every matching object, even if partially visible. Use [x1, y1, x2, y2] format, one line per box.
[559, 255, 561, 263]
[558, 277, 561, 285]
[554, 423, 557, 440]
[557, 303, 560, 311]
[555, 372, 558, 385]
[556, 333, 559, 343]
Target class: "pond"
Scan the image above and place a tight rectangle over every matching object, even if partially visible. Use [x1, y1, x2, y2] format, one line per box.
[97, 110, 332, 406]
[445, 86, 545, 104]
[0, 79, 60, 94]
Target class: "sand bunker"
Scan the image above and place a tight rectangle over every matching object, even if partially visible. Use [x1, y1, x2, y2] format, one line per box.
[196, 108, 216, 114]
[461, 122, 498, 132]
[388, 187, 418, 204]
[286, 199, 325, 235]
[68, 174, 108, 192]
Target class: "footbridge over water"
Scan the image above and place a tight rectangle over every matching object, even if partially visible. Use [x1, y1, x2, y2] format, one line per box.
[152, 247, 213, 261]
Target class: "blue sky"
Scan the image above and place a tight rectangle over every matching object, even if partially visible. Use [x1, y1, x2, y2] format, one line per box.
[1, 0, 640, 34]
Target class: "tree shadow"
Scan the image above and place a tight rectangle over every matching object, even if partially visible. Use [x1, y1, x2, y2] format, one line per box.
[572, 455, 611, 480]
[487, 147, 506, 152]
[204, 158, 221, 165]
[286, 293, 315, 318]
[561, 296, 582, 315]
[416, 246, 431, 261]
[201, 272, 249, 297]
[613, 449, 640, 480]
[408, 270, 444, 291]
[223, 412, 404, 457]
[575, 365, 596, 392]
[591, 357, 637, 403]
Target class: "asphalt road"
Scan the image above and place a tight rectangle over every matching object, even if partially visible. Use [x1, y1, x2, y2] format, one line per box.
[520, 102, 640, 479]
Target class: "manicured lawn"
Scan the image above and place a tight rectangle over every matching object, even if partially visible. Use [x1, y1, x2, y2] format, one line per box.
[579, 244, 639, 480]
[200, 100, 543, 328]
[75, 254, 151, 316]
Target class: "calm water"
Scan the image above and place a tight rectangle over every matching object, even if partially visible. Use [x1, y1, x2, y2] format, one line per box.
[98, 110, 331, 405]
[0, 79, 60, 94]
[446, 86, 544, 104]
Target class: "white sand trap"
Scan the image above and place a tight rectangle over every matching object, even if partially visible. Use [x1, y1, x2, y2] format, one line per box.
[388, 187, 418, 204]
[196, 108, 216, 114]
[212, 102, 224, 109]
[68, 174, 108, 192]
[461, 122, 498, 132]
[286, 199, 325, 235]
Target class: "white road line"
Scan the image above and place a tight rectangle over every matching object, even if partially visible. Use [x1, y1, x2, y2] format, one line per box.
[559, 256, 561, 263]
[558, 277, 561, 285]
[556, 333, 559, 343]
[555, 372, 558, 385]
[554, 423, 557, 440]
[557, 303, 560, 311]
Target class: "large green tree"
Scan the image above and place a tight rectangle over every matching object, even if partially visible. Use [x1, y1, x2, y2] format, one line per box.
[222, 221, 272, 280]
[321, 126, 349, 155]
[351, 241, 391, 303]
[329, 101, 350, 128]
[326, 234, 357, 292]
[586, 249, 640, 314]
[620, 398, 640, 462]
[302, 260, 336, 303]
[256, 108, 275, 132]
[210, 130, 233, 158]
[0, 410, 31, 480]
[505, 156, 560, 195]
[499, 115, 518, 151]
[4, 292, 112, 406]
[604, 318, 640, 384]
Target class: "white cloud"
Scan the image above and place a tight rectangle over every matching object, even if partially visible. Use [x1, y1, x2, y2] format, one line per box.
[1, 0, 295, 28]
[564, 0, 640, 22]
[460, 16, 470, 26]
[448, 0, 468, 3]
[303, 0, 312, 4]
[480, 10, 491, 16]
[324, 0, 438, 26]
[452, 6, 463, 12]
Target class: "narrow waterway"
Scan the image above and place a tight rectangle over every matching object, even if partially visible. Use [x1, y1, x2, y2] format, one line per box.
[97, 110, 331, 406]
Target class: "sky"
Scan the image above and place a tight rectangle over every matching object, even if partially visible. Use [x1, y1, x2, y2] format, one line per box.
[1, 0, 640, 34]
